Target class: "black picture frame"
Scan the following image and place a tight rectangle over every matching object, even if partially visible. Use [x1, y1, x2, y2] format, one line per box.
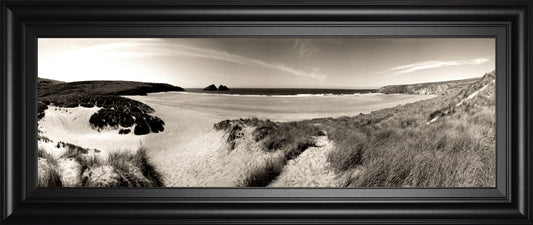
[1, 0, 531, 224]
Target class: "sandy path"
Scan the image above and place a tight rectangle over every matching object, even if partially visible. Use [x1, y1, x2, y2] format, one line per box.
[125, 96, 229, 186]
[269, 135, 341, 187]
[125, 98, 282, 187]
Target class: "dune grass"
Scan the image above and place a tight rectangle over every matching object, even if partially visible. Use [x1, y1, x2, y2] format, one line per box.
[243, 156, 286, 187]
[37, 149, 62, 187]
[38, 141, 164, 187]
[214, 72, 496, 188]
[327, 112, 494, 187]
[215, 118, 324, 187]
[319, 76, 496, 187]
[106, 148, 164, 187]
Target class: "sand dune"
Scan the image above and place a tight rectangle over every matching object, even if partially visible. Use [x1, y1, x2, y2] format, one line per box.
[38, 93, 435, 187]
[39, 106, 146, 155]
[124, 98, 283, 187]
[126, 93, 435, 186]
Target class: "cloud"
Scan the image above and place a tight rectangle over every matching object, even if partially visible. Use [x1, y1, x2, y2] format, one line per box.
[379, 57, 491, 75]
[38, 39, 177, 83]
[39, 39, 327, 82]
[164, 44, 327, 81]
[292, 39, 318, 57]
[40, 40, 165, 63]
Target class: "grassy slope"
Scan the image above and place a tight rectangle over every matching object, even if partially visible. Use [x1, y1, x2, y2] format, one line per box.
[216, 71, 496, 187]
[38, 79, 184, 97]
[38, 77, 65, 88]
[379, 77, 478, 95]
[323, 73, 495, 187]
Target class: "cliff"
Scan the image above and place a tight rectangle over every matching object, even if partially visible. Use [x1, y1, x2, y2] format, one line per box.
[38, 79, 184, 97]
[378, 77, 479, 95]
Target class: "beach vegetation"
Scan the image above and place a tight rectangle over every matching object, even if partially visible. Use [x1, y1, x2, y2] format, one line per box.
[215, 118, 323, 186]
[242, 156, 285, 187]
[37, 148, 62, 187]
[37, 140, 164, 187]
[214, 71, 496, 187]
[321, 72, 496, 187]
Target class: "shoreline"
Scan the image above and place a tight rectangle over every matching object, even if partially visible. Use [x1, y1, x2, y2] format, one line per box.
[159, 91, 381, 98]
[126, 92, 436, 123]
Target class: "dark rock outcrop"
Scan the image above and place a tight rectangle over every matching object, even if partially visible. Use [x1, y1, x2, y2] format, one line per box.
[204, 84, 218, 91]
[88, 105, 164, 135]
[119, 129, 131, 135]
[218, 85, 231, 91]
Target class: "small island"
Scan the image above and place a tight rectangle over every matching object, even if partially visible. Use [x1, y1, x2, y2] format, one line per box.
[203, 84, 218, 91]
[203, 84, 231, 91]
[218, 85, 231, 91]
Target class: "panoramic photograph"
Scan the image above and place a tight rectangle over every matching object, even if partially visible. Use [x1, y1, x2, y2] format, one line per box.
[37, 38, 496, 188]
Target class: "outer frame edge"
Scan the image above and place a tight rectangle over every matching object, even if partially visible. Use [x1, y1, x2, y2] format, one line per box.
[1, 1, 531, 224]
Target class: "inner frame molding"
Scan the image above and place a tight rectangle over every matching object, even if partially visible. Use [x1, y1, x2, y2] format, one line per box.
[26, 25, 509, 198]
[1, 2, 531, 224]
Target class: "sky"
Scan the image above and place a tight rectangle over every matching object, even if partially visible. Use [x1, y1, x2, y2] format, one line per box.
[38, 38, 495, 89]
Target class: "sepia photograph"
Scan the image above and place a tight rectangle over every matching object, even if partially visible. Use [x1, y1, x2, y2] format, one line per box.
[37, 38, 496, 188]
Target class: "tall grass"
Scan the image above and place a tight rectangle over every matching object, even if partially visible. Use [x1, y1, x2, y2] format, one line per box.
[106, 148, 163, 187]
[321, 80, 496, 187]
[37, 149, 62, 187]
[215, 118, 324, 187]
[222, 74, 496, 188]
[243, 156, 286, 187]
[38, 142, 164, 187]
[338, 118, 494, 187]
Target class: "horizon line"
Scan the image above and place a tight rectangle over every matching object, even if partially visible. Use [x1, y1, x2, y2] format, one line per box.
[37, 74, 486, 89]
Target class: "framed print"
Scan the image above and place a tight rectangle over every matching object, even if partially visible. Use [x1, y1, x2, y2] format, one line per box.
[36, 37, 496, 188]
[1, 0, 532, 224]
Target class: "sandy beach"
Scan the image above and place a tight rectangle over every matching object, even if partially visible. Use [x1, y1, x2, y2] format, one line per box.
[127, 92, 436, 122]
[128, 92, 435, 186]
[39, 92, 435, 187]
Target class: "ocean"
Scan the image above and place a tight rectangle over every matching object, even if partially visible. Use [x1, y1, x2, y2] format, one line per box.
[185, 88, 377, 96]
